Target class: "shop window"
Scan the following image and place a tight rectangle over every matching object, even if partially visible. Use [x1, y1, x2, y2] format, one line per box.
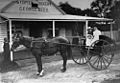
[10, 24, 23, 37]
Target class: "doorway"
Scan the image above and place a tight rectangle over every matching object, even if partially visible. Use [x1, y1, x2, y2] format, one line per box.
[29, 22, 42, 38]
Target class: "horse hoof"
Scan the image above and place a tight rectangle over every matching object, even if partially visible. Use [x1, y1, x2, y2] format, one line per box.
[61, 69, 66, 72]
[38, 74, 44, 77]
[36, 73, 44, 77]
[61, 67, 66, 72]
[36, 70, 44, 77]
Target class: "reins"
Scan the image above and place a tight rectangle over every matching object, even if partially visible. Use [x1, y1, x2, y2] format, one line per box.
[29, 37, 70, 48]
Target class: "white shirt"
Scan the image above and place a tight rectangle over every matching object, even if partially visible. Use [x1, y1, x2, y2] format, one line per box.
[93, 29, 101, 41]
[86, 29, 101, 46]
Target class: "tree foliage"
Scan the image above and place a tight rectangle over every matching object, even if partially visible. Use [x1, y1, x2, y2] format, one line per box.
[58, 2, 97, 16]
[58, 0, 120, 31]
[90, 0, 113, 18]
[110, 1, 120, 19]
[59, 2, 82, 15]
[82, 8, 97, 17]
[110, 0, 120, 30]
[58, 0, 120, 19]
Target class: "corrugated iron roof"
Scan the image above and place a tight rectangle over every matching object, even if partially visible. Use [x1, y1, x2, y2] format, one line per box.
[0, 13, 112, 21]
[0, 1, 12, 11]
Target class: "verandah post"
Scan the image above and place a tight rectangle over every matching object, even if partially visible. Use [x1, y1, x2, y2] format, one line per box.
[9, 20, 13, 61]
[52, 20, 55, 37]
[85, 20, 89, 39]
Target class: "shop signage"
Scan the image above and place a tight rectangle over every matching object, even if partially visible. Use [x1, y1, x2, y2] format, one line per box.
[14, 0, 52, 12]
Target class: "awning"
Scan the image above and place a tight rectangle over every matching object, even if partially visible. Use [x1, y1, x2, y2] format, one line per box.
[0, 13, 113, 62]
[0, 13, 112, 21]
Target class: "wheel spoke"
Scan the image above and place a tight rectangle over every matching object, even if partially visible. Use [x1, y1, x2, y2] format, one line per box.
[100, 57, 103, 69]
[96, 57, 101, 68]
[82, 58, 85, 63]
[104, 55, 112, 63]
[100, 57, 108, 69]
[90, 56, 98, 62]
[85, 57, 87, 63]
[104, 54, 112, 60]
[72, 50, 89, 65]
[82, 59, 84, 63]
[80, 57, 86, 63]
[91, 56, 99, 66]
[76, 58, 79, 62]
[88, 39, 114, 70]
[74, 56, 79, 62]
[102, 56, 108, 67]
[102, 57, 107, 68]
[79, 58, 81, 63]
[102, 56, 110, 64]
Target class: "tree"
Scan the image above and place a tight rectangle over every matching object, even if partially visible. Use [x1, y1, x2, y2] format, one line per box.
[91, 0, 113, 18]
[82, 8, 97, 17]
[110, 1, 120, 19]
[58, 2, 83, 15]
[110, 1, 120, 30]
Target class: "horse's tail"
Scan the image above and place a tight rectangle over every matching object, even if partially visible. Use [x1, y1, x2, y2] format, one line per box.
[66, 41, 72, 59]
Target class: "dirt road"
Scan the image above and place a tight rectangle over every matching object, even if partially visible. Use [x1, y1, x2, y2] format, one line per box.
[1, 47, 120, 83]
[1, 54, 120, 83]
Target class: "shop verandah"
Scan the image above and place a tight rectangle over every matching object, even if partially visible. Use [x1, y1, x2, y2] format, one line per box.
[0, 13, 113, 61]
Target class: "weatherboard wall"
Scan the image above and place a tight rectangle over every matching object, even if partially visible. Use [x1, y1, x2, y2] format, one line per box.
[0, 17, 7, 52]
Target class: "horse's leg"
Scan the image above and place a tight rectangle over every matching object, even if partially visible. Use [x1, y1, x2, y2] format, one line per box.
[60, 50, 67, 72]
[34, 54, 44, 77]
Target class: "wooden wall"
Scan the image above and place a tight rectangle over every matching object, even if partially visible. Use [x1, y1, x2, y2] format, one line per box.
[0, 18, 7, 52]
[102, 30, 119, 41]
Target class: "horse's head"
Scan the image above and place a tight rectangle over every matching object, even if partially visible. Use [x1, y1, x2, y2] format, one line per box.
[11, 33, 23, 51]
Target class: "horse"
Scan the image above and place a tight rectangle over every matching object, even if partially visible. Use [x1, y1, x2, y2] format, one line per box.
[11, 34, 72, 77]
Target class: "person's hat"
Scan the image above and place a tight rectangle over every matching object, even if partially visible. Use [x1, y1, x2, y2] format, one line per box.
[88, 27, 91, 29]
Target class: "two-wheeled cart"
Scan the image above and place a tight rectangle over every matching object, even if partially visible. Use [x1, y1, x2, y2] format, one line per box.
[71, 21, 115, 70]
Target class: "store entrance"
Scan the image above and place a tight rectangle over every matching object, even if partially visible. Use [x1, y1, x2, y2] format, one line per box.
[29, 22, 42, 38]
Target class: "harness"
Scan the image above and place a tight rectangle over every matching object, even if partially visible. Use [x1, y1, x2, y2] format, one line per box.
[30, 37, 47, 48]
[30, 38, 59, 56]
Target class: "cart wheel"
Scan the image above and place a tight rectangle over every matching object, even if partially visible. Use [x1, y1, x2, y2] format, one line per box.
[87, 39, 114, 70]
[72, 46, 90, 65]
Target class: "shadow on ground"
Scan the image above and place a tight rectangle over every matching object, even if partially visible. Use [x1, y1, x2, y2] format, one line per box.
[101, 74, 120, 83]
[0, 61, 19, 73]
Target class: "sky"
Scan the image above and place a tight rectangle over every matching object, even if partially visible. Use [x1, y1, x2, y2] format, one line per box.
[52, 0, 95, 10]
[0, 0, 95, 10]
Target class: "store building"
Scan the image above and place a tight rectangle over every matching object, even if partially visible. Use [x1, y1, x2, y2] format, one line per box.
[0, 0, 113, 61]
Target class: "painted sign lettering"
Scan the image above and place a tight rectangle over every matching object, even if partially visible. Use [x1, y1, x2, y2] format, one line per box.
[19, 6, 48, 12]
[14, 0, 51, 12]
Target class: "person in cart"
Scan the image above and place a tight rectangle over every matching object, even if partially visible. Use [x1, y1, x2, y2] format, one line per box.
[86, 26, 93, 46]
[86, 26, 101, 46]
